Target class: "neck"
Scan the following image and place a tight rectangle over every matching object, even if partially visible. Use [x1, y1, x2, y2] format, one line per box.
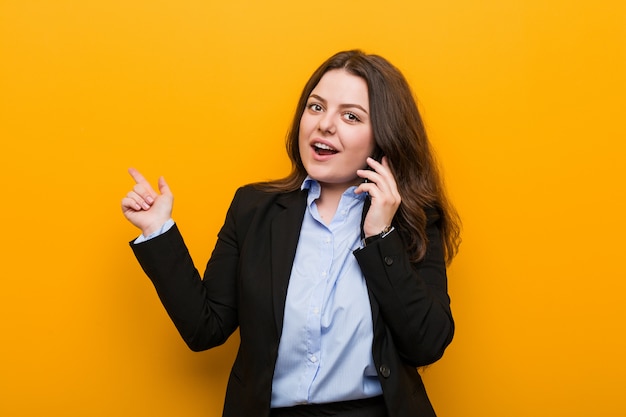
[315, 183, 350, 225]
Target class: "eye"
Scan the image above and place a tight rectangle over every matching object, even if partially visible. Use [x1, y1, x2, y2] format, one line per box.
[307, 102, 323, 112]
[343, 112, 361, 123]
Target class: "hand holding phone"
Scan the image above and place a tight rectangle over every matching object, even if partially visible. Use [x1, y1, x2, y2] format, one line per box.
[355, 154, 402, 238]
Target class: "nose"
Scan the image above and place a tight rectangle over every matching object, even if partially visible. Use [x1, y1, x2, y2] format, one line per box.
[317, 112, 336, 135]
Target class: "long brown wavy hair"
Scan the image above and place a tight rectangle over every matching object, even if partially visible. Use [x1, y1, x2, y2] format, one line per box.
[256, 50, 461, 264]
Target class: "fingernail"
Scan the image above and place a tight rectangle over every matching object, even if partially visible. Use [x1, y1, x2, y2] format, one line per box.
[146, 196, 154, 204]
[142, 202, 150, 210]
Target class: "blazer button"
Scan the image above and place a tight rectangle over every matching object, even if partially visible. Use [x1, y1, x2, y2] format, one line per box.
[384, 256, 393, 266]
[379, 365, 391, 378]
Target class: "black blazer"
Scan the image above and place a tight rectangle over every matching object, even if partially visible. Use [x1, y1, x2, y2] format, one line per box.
[132, 185, 454, 417]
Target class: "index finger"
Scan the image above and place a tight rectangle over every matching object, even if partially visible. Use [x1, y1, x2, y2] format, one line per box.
[128, 167, 148, 185]
[366, 157, 391, 176]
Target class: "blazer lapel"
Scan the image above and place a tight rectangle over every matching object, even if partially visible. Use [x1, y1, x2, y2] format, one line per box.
[270, 190, 307, 336]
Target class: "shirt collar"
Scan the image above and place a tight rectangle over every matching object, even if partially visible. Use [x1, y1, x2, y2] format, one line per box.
[300, 176, 367, 203]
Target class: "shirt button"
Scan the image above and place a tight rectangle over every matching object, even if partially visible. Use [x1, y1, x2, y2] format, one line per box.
[310, 355, 318, 363]
[384, 256, 394, 266]
[379, 365, 391, 378]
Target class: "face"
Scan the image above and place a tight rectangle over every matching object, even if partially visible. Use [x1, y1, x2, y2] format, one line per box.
[298, 69, 375, 191]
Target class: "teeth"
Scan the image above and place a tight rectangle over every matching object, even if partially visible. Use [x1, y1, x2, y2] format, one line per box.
[314, 142, 335, 151]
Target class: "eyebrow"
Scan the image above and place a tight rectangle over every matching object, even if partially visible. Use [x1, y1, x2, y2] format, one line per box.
[308, 94, 369, 115]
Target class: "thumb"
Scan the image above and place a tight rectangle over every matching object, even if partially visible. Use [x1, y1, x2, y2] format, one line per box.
[158, 176, 172, 197]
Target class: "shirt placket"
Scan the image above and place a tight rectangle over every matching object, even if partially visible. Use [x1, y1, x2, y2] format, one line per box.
[302, 227, 333, 399]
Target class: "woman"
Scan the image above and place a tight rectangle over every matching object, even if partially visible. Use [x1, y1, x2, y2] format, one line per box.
[122, 50, 460, 417]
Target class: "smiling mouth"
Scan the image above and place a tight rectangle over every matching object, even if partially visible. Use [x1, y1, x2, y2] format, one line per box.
[313, 142, 338, 156]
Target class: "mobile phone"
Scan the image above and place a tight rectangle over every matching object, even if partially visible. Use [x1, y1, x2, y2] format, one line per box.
[364, 148, 384, 182]
[370, 148, 384, 164]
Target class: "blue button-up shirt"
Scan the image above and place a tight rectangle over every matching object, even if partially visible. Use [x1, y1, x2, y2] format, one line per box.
[270, 178, 382, 407]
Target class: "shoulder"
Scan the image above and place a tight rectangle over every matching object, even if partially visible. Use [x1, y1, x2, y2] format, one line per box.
[232, 183, 301, 204]
[227, 184, 306, 217]
[232, 183, 271, 201]
[219, 184, 307, 241]
[425, 206, 441, 227]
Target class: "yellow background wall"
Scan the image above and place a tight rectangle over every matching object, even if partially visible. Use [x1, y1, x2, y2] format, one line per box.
[1, 1, 625, 416]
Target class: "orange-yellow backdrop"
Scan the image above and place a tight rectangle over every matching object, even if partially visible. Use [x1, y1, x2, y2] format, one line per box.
[1, 1, 625, 416]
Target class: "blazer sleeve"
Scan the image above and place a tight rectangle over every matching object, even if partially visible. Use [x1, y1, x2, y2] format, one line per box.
[130, 189, 244, 352]
[353, 209, 454, 367]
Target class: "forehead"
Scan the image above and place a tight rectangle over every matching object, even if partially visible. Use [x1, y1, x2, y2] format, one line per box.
[310, 69, 369, 108]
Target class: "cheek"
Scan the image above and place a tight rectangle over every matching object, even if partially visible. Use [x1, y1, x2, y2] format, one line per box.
[299, 113, 315, 135]
[350, 129, 375, 156]
[298, 115, 316, 147]
[297, 123, 307, 145]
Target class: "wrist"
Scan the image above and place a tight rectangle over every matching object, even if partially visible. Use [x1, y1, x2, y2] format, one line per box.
[362, 225, 394, 246]
[141, 218, 173, 238]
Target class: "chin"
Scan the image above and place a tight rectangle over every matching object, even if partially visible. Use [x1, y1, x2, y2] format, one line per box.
[315, 175, 361, 188]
